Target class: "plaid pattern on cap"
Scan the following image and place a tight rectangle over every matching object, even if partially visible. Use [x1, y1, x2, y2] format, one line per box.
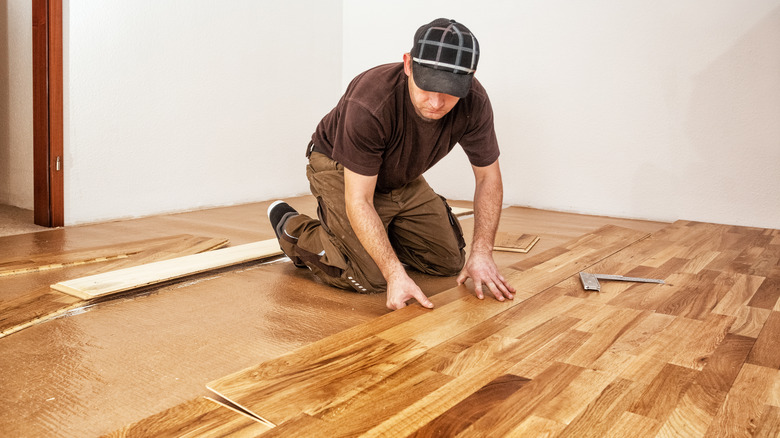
[410, 18, 479, 98]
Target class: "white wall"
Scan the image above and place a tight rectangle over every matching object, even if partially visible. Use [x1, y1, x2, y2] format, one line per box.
[0, 1, 34, 209]
[344, 0, 780, 229]
[64, 0, 342, 224]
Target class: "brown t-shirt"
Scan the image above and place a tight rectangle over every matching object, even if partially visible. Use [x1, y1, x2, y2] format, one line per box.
[311, 62, 500, 192]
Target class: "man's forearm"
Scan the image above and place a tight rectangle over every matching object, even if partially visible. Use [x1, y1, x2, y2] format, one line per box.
[345, 199, 405, 282]
[471, 162, 504, 255]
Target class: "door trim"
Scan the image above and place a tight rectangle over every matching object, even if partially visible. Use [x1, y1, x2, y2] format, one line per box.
[32, 0, 64, 227]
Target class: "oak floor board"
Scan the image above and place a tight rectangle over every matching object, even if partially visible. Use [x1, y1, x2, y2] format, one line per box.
[706, 363, 779, 437]
[605, 411, 660, 438]
[565, 307, 649, 368]
[507, 329, 592, 380]
[456, 361, 586, 437]
[747, 310, 780, 369]
[749, 277, 780, 310]
[628, 362, 699, 423]
[312, 366, 454, 436]
[556, 377, 644, 438]
[0, 234, 220, 277]
[504, 415, 567, 438]
[712, 272, 765, 317]
[52, 239, 280, 299]
[669, 313, 736, 370]
[408, 373, 531, 437]
[729, 305, 772, 338]
[533, 367, 616, 425]
[0, 235, 228, 338]
[754, 405, 780, 438]
[103, 397, 271, 438]
[17, 197, 780, 436]
[656, 333, 756, 436]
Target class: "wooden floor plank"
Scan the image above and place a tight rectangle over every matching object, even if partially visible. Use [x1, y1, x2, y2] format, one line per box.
[456, 362, 585, 437]
[409, 374, 530, 437]
[0, 235, 229, 338]
[747, 310, 780, 369]
[555, 377, 642, 438]
[0, 234, 219, 277]
[52, 239, 281, 299]
[705, 363, 778, 437]
[58, 206, 778, 437]
[103, 397, 272, 438]
[655, 333, 755, 437]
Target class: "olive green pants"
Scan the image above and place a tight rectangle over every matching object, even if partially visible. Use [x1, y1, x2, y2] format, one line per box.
[279, 152, 466, 293]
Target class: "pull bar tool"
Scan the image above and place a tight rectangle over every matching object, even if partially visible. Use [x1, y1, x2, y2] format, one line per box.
[579, 272, 664, 292]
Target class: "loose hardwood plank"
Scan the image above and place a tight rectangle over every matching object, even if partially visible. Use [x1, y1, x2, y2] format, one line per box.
[747, 310, 780, 369]
[450, 206, 473, 217]
[52, 239, 282, 299]
[104, 397, 271, 438]
[1, 235, 229, 338]
[493, 232, 540, 253]
[0, 234, 219, 277]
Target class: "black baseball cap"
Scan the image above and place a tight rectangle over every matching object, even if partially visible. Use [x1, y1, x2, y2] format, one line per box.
[410, 18, 480, 98]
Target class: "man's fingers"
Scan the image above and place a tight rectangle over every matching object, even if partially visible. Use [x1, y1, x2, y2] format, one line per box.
[413, 290, 434, 309]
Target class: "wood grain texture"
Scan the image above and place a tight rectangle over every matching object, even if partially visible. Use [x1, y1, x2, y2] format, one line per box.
[494, 232, 540, 253]
[52, 239, 280, 299]
[104, 397, 271, 437]
[105, 218, 780, 436]
[0, 235, 228, 338]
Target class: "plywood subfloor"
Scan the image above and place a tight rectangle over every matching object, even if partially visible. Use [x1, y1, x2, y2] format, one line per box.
[0, 197, 669, 437]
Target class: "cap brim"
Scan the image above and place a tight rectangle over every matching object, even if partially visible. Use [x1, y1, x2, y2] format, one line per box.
[412, 62, 473, 98]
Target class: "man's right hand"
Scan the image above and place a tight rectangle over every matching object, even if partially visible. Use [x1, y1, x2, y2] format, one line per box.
[385, 272, 434, 310]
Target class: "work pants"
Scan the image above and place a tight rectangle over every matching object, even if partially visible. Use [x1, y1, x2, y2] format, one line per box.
[280, 151, 466, 293]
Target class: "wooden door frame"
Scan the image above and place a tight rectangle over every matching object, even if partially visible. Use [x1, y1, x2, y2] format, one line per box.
[32, 0, 64, 227]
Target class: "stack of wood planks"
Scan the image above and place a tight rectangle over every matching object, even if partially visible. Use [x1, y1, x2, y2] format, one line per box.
[109, 219, 780, 437]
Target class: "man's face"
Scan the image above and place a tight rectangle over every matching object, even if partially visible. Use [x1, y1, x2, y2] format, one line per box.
[403, 53, 460, 121]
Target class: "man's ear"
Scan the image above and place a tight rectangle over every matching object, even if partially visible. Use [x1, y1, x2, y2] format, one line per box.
[403, 53, 412, 76]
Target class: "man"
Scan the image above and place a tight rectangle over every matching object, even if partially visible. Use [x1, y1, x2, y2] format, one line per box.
[268, 18, 515, 310]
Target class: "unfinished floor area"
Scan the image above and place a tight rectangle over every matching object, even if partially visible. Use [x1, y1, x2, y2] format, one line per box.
[1, 197, 777, 437]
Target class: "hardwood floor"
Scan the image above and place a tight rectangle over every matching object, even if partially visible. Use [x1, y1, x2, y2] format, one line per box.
[12, 197, 763, 436]
[123, 220, 777, 436]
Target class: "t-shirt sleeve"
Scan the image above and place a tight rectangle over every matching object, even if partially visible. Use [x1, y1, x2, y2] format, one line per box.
[458, 87, 501, 167]
[330, 99, 386, 176]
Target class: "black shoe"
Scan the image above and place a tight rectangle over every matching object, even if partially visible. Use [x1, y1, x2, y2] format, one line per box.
[267, 200, 299, 241]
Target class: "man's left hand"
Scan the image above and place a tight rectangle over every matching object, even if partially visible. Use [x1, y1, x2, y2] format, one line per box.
[456, 251, 516, 301]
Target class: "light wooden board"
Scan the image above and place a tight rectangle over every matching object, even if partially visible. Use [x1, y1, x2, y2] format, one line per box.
[0, 235, 229, 338]
[206, 225, 650, 427]
[52, 239, 283, 300]
[104, 397, 272, 438]
[450, 206, 473, 217]
[195, 220, 780, 437]
[494, 232, 540, 253]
